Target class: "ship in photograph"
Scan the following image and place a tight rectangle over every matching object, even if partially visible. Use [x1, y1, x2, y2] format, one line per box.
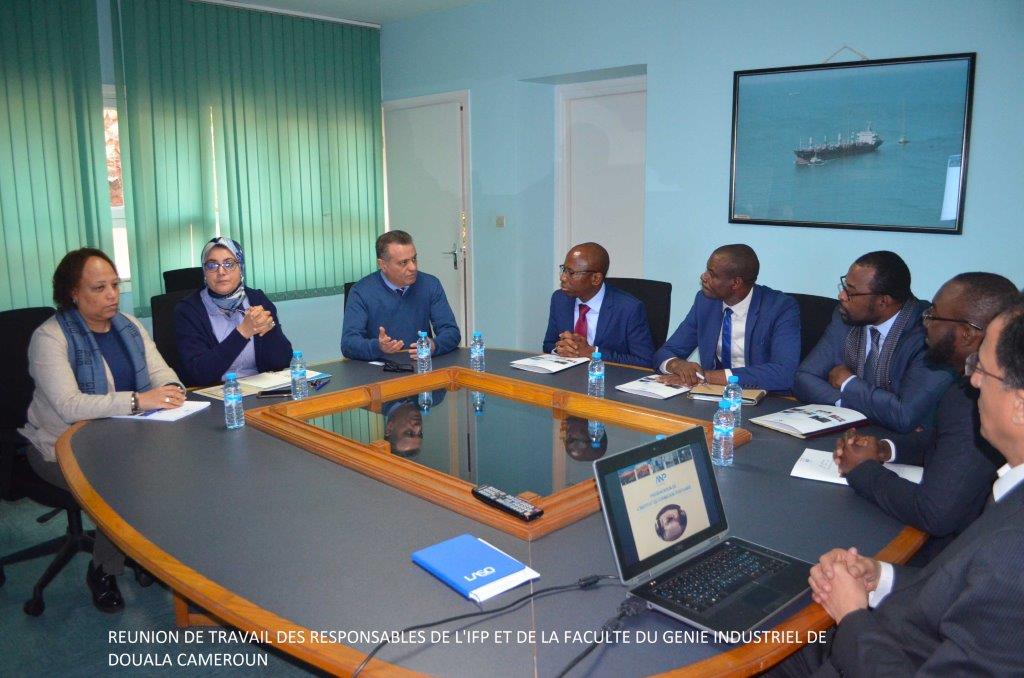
[794, 125, 883, 164]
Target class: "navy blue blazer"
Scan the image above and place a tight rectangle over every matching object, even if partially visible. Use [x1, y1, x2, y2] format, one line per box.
[792, 304, 954, 433]
[174, 287, 294, 387]
[542, 285, 654, 367]
[651, 285, 800, 391]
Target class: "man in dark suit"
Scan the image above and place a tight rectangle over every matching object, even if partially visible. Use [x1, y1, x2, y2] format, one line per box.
[542, 242, 654, 367]
[793, 251, 954, 432]
[652, 244, 800, 391]
[771, 299, 1024, 677]
[834, 273, 1017, 551]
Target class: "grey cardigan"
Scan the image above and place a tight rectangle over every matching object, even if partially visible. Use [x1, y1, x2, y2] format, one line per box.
[19, 314, 181, 462]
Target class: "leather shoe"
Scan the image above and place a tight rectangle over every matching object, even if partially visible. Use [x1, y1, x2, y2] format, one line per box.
[86, 562, 124, 613]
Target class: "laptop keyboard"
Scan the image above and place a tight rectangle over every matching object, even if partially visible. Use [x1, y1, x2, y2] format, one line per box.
[648, 541, 787, 614]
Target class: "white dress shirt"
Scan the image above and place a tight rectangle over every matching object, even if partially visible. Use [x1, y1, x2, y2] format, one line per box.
[574, 283, 606, 348]
[868, 461, 1024, 607]
[720, 286, 753, 378]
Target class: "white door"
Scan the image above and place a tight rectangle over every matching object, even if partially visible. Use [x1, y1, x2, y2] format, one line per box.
[383, 92, 472, 343]
[556, 77, 646, 284]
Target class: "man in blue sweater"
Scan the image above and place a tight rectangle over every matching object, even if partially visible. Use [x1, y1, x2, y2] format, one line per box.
[341, 230, 461, 361]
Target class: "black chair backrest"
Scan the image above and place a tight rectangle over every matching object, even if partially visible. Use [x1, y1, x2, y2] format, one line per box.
[150, 289, 195, 380]
[163, 267, 204, 293]
[343, 281, 355, 310]
[0, 307, 56, 432]
[789, 292, 839, 362]
[604, 277, 673, 347]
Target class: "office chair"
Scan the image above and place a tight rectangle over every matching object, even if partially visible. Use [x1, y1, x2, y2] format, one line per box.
[605, 277, 673, 347]
[162, 266, 204, 293]
[150, 289, 195, 380]
[0, 306, 97, 616]
[788, 293, 839, 362]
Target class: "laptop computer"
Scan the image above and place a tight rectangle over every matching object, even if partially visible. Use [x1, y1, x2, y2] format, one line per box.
[593, 427, 811, 634]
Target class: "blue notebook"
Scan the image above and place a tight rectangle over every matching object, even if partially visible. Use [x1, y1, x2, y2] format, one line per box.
[412, 534, 540, 603]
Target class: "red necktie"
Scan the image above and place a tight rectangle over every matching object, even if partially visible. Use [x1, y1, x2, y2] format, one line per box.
[574, 304, 590, 339]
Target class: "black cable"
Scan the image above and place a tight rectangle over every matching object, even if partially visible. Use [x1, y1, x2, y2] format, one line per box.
[351, 574, 617, 677]
[554, 597, 648, 678]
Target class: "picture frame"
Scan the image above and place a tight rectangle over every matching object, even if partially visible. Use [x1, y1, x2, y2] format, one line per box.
[729, 53, 975, 234]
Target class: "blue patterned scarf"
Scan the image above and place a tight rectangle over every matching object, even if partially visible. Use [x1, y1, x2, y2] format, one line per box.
[202, 236, 248, 317]
[54, 309, 151, 395]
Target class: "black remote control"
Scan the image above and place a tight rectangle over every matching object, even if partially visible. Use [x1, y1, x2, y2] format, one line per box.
[472, 485, 544, 522]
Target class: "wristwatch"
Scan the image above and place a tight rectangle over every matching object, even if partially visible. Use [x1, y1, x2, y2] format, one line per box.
[130, 392, 141, 415]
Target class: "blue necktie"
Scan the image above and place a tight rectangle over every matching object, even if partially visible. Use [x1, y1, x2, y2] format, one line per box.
[863, 327, 881, 383]
[719, 308, 733, 370]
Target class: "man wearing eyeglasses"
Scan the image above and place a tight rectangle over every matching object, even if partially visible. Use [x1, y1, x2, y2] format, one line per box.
[542, 242, 654, 367]
[831, 273, 1017, 557]
[770, 299, 1024, 677]
[341, 230, 460, 362]
[652, 244, 800, 391]
[793, 251, 953, 433]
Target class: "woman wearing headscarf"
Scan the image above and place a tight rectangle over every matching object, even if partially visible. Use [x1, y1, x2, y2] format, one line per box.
[173, 237, 293, 387]
[21, 248, 185, 612]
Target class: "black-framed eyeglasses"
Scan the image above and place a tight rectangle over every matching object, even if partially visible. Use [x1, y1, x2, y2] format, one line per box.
[559, 264, 597, 278]
[838, 275, 886, 298]
[922, 307, 984, 332]
[382, 360, 413, 373]
[965, 352, 1004, 382]
[203, 260, 239, 272]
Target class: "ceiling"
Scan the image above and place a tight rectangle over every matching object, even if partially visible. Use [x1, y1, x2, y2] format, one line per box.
[213, 0, 481, 26]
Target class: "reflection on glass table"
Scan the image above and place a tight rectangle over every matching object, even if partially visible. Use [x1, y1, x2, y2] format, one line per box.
[305, 387, 658, 498]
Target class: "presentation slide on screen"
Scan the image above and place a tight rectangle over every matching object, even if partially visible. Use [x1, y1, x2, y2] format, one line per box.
[617, 446, 710, 561]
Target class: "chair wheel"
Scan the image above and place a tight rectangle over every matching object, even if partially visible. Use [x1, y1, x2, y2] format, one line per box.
[23, 597, 44, 616]
[134, 567, 155, 588]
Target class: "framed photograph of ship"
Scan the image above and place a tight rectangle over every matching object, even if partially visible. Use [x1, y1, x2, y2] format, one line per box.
[729, 53, 975, 234]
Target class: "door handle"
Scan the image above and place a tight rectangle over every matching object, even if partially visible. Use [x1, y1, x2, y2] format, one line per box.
[443, 244, 458, 270]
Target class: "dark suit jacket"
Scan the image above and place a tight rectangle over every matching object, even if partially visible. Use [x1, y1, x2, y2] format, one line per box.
[845, 377, 1000, 540]
[542, 285, 654, 367]
[651, 285, 800, 391]
[825, 481, 1024, 676]
[174, 287, 293, 387]
[792, 305, 954, 433]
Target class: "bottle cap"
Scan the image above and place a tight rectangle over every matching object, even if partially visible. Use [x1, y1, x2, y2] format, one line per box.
[728, 375, 739, 383]
[225, 372, 237, 380]
[473, 331, 482, 339]
[293, 350, 303, 358]
[655, 434, 666, 440]
[592, 351, 602, 360]
[418, 330, 427, 338]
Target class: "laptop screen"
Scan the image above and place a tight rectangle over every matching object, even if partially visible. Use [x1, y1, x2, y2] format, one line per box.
[593, 427, 727, 583]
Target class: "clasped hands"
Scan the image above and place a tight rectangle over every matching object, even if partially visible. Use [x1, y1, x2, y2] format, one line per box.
[378, 326, 434, 359]
[833, 429, 892, 475]
[237, 305, 276, 339]
[809, 546, 881, 624]
[553, 331, 596, 359]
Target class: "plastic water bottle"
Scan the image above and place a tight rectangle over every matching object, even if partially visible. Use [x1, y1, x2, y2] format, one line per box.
[588, 420, 605, 447]
[723, 374, 743, 428]
[416, 331, 433, 410]
[223, 372, 245, 430]
[470, 331, 486, 413]
[469, 331, 486, 372]
[290, 350, 308, 400]
[587, 350, 605, 398]
[415, 331, 432, 374]
[711, 400, 735, 467]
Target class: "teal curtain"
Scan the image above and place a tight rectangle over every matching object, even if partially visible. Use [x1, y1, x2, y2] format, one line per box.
[112, 0, 384, 315]
[0, 0, 111, 311]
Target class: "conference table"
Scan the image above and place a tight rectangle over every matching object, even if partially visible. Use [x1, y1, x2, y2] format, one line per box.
[57, 349, 924, 677]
